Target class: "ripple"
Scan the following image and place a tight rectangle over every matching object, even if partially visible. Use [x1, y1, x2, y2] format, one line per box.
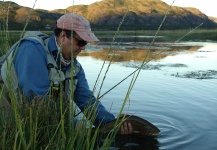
[155, 115, 203, 150]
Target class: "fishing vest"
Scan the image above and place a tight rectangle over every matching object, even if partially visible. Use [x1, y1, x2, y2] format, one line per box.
[0, 31, 80, 108]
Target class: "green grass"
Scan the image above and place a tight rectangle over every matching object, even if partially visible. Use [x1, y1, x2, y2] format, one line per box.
[0, 3, 128, 149]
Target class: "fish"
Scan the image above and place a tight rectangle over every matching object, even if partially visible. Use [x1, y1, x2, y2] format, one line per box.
[92, 114, 160, 137]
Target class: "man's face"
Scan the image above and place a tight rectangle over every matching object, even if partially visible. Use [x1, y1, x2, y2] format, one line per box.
[59, 31, 87, 60]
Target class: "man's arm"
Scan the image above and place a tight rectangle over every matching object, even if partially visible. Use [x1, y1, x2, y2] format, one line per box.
[74, 64, 115, 127]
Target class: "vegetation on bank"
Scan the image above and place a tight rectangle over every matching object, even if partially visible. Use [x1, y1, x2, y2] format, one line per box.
[94, 29, 217, 42]
[1, 29, 216, 50]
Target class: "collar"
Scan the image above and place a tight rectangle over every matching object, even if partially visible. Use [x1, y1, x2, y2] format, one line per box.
[48, 35, 58, 54]
[48, 35, 70, 67]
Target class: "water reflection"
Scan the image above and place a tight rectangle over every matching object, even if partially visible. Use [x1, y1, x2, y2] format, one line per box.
[82, 41, 217, 79]
[81, 45, 201, 62]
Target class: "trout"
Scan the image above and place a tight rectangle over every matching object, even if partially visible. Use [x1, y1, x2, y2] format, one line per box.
[93, 114, 160, 137]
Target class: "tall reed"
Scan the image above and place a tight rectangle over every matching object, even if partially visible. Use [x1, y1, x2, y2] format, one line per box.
[0, 1, 126, 149]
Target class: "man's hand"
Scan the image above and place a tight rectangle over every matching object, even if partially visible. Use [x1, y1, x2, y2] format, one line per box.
[120, 122, 133, 134]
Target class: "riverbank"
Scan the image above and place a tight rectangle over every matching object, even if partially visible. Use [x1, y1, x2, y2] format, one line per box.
[0, 29, 216, 57]
[93, 29, 217, 42]
[1, 29, 217, 45]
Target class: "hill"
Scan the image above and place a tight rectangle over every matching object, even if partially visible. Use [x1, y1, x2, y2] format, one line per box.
[209, 16, 217, 23]
[0, 0, 217, 30]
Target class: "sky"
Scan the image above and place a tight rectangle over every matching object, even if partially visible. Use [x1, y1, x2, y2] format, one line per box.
[6, 0, 217, 18]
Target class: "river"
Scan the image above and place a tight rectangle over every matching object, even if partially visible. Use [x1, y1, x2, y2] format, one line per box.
[77, 39, 217, 150]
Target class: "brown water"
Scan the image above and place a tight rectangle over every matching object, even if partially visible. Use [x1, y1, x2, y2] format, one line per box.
[78, 40, 217, 150]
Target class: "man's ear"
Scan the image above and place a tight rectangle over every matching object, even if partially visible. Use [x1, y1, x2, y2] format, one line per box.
[60, 31, 66, 42]
[56, 31, 66, 46]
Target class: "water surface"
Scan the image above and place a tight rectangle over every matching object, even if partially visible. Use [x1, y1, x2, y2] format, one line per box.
[78, 41, 217, 150]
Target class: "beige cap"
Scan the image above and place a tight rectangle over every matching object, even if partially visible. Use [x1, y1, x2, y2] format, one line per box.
[56, 13, 99, 42]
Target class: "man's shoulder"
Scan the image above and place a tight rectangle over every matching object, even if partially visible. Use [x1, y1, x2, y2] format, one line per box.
[19, 35, 51, 52]
[16, 38, 43, 51]
[16, 38, 48, 59]
[22, 37, 45, 45]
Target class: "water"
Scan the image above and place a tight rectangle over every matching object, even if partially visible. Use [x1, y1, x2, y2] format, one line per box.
[78, 41, 217, 150]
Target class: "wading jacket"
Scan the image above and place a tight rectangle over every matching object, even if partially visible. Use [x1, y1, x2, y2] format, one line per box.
[0, 33, 115, 127]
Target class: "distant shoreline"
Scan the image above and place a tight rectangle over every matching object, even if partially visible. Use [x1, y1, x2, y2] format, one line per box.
[1, 29, 217, 46]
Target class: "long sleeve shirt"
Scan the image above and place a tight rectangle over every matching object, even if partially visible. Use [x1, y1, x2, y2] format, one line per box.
[14, 35, 115, 126]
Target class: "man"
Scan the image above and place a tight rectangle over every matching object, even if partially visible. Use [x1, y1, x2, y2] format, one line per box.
[3, 13, 133, 134]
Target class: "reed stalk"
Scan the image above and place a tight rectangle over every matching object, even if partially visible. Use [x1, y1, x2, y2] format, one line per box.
[95, 10, 128, 100]
[95, 1, 179, 149]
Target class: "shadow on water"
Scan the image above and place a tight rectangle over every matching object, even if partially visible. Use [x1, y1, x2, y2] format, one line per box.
[96, 134, 159, 150]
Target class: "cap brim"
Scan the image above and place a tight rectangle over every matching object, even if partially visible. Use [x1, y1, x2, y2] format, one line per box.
[76, 31, 99, 42]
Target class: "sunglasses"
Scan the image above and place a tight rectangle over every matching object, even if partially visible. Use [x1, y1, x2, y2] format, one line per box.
[73, 35, 87, 47]
[63, 30, 88, 47]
